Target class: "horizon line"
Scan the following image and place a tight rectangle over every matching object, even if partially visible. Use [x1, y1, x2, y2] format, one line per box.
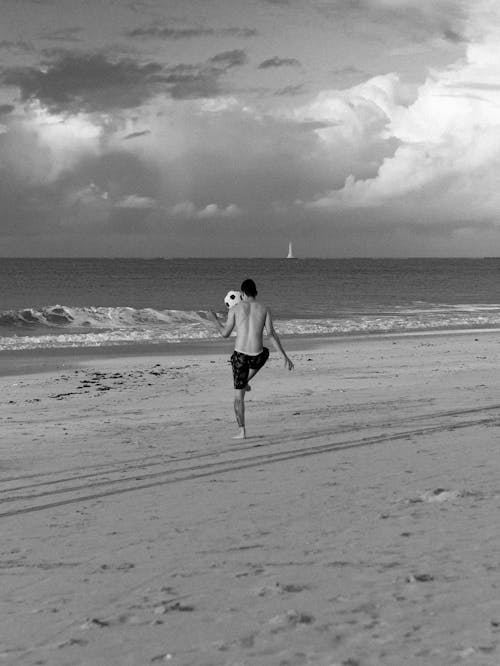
[0, 256, 499, 261]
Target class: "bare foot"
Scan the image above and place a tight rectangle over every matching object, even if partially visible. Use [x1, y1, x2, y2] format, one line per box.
[232, 428, 246, 440]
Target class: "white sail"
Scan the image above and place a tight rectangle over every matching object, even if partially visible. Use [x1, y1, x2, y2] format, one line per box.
[286, 241, 295, 259]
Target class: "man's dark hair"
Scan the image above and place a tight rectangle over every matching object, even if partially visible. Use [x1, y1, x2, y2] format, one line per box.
[240, 278, 257, 297]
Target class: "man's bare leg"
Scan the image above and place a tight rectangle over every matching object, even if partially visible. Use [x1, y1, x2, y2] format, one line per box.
[233, 389, 246, 439]
[244, 367, 261, 392]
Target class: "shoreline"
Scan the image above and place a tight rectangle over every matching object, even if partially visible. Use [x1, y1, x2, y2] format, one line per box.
[1, 326, 498, 377]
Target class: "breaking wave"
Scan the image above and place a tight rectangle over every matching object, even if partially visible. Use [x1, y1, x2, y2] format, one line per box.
[0, 305, 210, 331]
[1, 303, 500, 351]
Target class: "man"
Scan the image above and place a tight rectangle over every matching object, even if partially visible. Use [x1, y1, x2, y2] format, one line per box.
[208, 278, 294, 439]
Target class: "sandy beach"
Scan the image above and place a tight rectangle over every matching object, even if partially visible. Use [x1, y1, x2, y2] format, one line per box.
[1, 330, 500, 666]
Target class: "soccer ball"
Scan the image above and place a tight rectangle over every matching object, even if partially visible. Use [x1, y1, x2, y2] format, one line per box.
[224, 290, 242, 309]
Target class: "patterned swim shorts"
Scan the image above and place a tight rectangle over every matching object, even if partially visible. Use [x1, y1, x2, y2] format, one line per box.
[230, 347, 270, 389]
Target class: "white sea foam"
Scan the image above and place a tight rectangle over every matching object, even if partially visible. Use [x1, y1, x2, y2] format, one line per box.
[0, 305, 208, 330]
[1, 303, 500, 351]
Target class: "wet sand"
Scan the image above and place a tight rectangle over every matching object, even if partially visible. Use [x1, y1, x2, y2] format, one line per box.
[1, 331, 500, 665]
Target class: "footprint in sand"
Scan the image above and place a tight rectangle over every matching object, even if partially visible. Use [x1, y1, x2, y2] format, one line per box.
[278, 582, 311, 593]
[80, 617, 110, 629]
[97, 562, 135, 573]
[57, 637, 88, 648]
[254, 581, 310, 597]
[408, 488, 463, 504]
[268, 609, 315, 633]
[406, 573, 434, 583]
[153, 601, 195, 614]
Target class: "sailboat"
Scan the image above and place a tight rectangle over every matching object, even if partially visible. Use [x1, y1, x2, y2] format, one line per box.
[286, 241, 296, 259]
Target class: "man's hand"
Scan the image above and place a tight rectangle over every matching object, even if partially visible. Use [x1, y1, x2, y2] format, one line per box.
[207, 309, 234, 338]
[284, 356, 294, 371]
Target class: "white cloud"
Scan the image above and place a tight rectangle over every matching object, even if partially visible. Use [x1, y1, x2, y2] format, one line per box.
[291, 73, 412, 147]
[196, 203, 242, 218]
[115, 194, 157, 208]
[66, 183, 109, 207]
[305, 1, 500, 224]
[199, 97, 241, 113]
[170, 201, 243, 219]
[0, 103, 102, 185]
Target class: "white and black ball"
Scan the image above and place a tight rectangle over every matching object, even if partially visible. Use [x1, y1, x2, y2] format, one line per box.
[224, 290, 242, 309]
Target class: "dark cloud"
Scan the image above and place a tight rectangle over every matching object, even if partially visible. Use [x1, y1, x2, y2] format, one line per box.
[2, 53, 164, 112]
[127, 25, 257, 39]
[208, 50, 247, 69]
[331, 65, 367, 76]
[297, 120, 339, 131]
[275, 83, 305, 96]
[162, 51, 247, 99]
[123, 130, 151, 140]
[129, 26, 215, 39]
[442, 28, 466, 43]
[163, 65, 220, 99]
[259, 56, 300, 69]
[0, 104, 15, 115]
[2, 46, 251, 111]
[221, 27, 257, 38]
[329, 66, 371, 88]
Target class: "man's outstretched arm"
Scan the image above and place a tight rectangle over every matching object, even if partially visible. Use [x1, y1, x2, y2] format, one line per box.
[265, 310, 294, 371]
[208, 307, 236, 338]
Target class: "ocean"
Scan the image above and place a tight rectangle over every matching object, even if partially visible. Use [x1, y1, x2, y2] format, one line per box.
[0, 257, 499, 352]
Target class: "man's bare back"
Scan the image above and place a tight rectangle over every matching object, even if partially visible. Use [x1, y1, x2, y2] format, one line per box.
[233, 300, 268, 355]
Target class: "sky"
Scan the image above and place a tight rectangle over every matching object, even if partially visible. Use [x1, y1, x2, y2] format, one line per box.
[0, 0, 499, 257]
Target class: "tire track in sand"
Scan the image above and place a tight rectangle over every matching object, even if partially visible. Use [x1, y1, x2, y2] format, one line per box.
[0, 406, 498, 519]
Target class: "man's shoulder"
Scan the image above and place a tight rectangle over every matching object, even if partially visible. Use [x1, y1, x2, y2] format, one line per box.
[252, 301, 268, 313]
[233, 301, 247, 316]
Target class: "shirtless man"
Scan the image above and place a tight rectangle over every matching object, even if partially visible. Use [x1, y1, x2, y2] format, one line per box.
[208, 278, 294, 439]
